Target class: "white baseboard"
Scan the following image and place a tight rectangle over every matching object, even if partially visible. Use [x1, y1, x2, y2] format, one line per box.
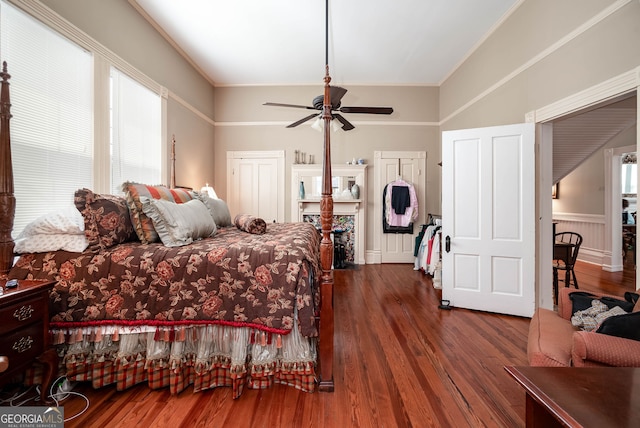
[577, 246, 605, 266]
[366, 250, 381, 264]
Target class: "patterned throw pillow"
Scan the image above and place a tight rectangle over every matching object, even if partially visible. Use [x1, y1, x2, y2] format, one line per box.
[122, 182, 196, 243]
[74, 188, 135, 252]
[234, 214, 267, 235]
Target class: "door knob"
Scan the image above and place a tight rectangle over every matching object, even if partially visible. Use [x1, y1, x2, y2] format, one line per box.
[445, 235, 451, 253]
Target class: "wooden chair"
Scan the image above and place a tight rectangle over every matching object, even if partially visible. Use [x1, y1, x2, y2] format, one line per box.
[553, 232, 582, 303]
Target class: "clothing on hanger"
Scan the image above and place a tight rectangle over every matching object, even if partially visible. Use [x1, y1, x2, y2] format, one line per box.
[385, 178, 418, 228]
[382, 184, 413, 234]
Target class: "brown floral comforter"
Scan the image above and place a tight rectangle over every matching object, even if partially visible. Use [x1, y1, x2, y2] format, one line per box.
[9, 222, 321, 337]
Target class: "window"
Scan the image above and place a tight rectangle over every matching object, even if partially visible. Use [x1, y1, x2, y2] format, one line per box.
[110, 68, 161, 195]
[1, 1, 164, 237]
[0, 0, 93, 236]
[621, 157, 637, 196]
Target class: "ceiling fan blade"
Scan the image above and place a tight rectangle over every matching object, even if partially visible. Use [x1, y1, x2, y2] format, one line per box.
[333, 114, 355, 131]
[286, 113, 319, 128]
[339, 106, 394, 115]
[330, 86, 348, 107]
[264, 102, 316, 110]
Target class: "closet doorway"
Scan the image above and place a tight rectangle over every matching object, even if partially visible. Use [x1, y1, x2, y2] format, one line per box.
[374, 151, 426, 263]
[226, 150, 285, 223]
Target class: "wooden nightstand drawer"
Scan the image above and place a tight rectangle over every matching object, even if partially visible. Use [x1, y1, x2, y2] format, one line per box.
[0, 280, 57, 403]
[0, 295, 46, 335]
[0, 322, 45, 375]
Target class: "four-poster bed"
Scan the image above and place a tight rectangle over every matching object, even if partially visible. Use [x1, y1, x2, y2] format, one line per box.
[0, 60, 335, 395]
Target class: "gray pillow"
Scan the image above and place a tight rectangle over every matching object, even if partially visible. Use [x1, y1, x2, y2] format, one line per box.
[141, 197, 216, 247]
[197, 194, 233, 227]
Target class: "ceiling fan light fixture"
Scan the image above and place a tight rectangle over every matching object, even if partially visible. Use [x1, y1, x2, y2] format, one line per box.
[311, 116, 342, 132]
[311, 116, 323, 132]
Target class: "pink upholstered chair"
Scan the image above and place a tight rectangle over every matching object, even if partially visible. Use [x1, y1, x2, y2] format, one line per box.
[528, 287, 640, 367]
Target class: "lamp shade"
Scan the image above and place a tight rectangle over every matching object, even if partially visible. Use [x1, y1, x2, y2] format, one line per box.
[200, 183, 218, 199]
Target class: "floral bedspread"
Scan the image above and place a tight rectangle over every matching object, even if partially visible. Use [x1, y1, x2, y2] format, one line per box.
[9, 222, 321, 337]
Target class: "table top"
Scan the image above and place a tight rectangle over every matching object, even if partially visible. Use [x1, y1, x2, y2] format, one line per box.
[506, 366, 640, 427]
[0, 279, 56, 300]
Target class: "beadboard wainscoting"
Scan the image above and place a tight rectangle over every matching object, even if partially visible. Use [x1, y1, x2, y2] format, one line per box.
[553, 212, 605, 266]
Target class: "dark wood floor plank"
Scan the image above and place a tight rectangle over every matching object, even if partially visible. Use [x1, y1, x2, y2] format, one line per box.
[28, 260, 634, 427]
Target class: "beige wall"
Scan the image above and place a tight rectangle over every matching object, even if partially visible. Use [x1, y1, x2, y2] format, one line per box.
[213, 85, 441, 230]
[43, 0, 216, 190]
[440, 0, 640, 131]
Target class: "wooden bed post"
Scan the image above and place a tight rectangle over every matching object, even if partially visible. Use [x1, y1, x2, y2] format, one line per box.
[170, 134, 177, 189]
[0, 62, 14, 277]
[318, 64, 335, 392]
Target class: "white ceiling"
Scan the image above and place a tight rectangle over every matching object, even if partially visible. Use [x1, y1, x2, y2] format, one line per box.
[132, 0, 521, 86]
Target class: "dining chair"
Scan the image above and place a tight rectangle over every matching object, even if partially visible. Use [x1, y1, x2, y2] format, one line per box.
[553, 231, 583, 303]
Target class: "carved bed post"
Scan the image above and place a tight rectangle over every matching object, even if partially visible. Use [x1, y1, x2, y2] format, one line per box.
[0, 62, 14, 277]
[318, 64, 335, 392]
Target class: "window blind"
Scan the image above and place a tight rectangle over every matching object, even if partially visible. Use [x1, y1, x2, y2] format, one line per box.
[0, 0, 93, 237]
[110, 67, 161, 195]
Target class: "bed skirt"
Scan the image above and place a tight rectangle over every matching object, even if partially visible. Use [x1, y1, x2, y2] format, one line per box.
[26, 322, 317, 399]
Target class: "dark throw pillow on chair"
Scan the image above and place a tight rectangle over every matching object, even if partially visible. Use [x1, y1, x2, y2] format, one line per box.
[596, 311, 640, 341]
[569, 291, 635, 315]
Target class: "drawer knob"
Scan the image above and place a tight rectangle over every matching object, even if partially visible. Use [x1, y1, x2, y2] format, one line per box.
[12, 336, 34, 353]
[0, 356, 8, 373]
[13, 304, 34, 321]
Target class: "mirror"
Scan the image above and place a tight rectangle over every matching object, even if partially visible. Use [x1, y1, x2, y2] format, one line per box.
[299, 175, 357, 199]
[622, 162, 637, 195]
[621, 152, 637, 225]
[621, 153, 638, 196]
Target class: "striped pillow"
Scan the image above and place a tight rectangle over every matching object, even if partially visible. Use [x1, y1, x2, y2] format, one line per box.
[122, 182, 195, 243]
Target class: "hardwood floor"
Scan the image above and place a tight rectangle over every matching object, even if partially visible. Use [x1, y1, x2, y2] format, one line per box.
[6, 262, 636, 427]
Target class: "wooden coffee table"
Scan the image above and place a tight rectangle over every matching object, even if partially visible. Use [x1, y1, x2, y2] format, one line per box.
[505, 366, 640, 427]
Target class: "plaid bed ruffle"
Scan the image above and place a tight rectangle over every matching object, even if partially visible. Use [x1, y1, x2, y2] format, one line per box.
[23, 323, 317, 399]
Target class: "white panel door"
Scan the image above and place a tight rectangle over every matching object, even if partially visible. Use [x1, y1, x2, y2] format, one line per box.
[227, 151, 285, 223]
[378, 152, 426, 263]
[442, 123, 535, 317]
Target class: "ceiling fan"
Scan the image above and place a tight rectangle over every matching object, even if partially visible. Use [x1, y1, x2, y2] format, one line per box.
[264, 86, 393, 131]
[263, 3, 394, 131]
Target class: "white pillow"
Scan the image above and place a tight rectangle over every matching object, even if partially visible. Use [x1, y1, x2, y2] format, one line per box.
[14, 234, 88, 254]
[14, 206, 89, 253]
[141, 197, 217, 247]
[18, 206, 84, 237]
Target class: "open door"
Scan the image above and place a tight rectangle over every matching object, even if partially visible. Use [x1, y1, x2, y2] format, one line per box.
[442, 123, 535, 317]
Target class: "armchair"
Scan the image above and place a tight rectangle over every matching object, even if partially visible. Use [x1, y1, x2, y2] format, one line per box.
[528, 287, 640, 367]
